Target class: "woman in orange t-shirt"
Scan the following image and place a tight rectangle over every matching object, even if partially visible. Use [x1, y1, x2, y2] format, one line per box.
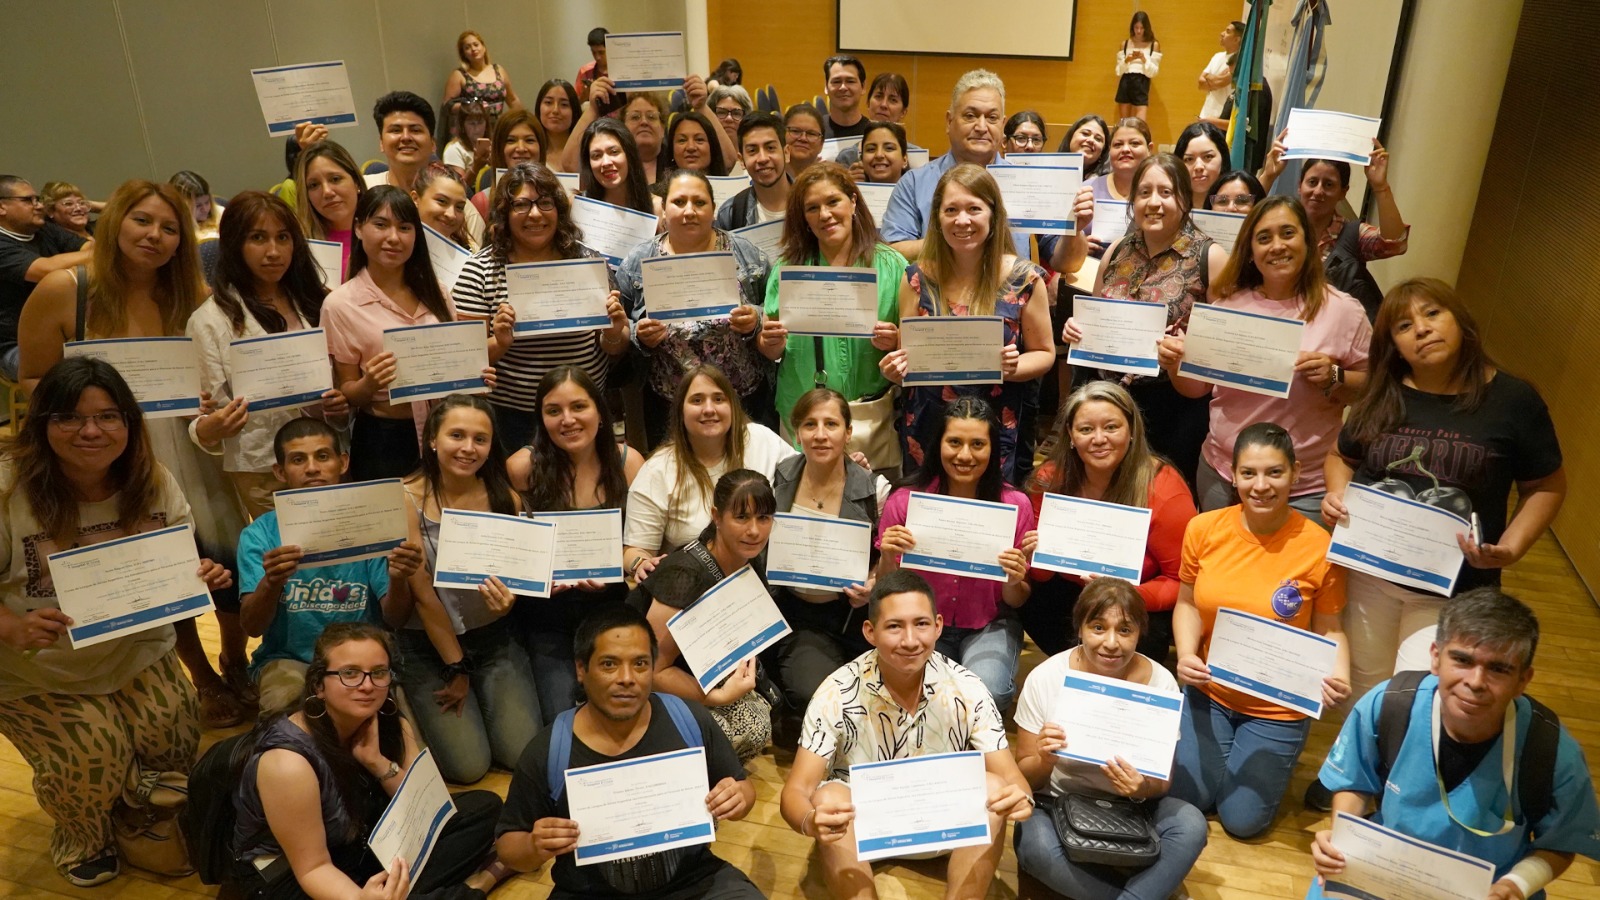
[1168, 421, 1350, 839]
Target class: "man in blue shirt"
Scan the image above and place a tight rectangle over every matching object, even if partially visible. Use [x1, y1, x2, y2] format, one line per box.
[1308, 588, 1600, 900]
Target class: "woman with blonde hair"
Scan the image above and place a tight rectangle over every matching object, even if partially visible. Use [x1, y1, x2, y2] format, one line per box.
[442, 29, 520, 118]
[290, 140, 367, 282]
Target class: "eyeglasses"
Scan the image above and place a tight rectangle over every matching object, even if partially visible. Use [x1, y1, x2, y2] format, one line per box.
[788, 129, 823, 142]
[328, 666, 394, 687]
[713, 106, 745, 121]
[625, 111, 662, 125]
[1, 194, 41, 205]
[1008, 135, 1045, 148]
[48, 411, 126, 433]
[56, 199, 90, 211]
[510, 197, 558, 214]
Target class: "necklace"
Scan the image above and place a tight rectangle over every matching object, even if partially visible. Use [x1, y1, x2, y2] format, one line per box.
[801, 464, 844, 509]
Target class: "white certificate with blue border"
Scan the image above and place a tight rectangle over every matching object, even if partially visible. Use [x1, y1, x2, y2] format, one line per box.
[308, 239, 343, 286]
[854, 181, 894, 226]
[421, 223, 470, 295]
[275, 479, 407, 567]
[1032, 492, 1151, 581]
[250, 60, 358, 137]
[850, 751, 990, 861]
[1005, 152, 1085, 169]
[1177, 304, 1304, 399]
[732, 219, 783, 259]
[434, 509, 555, 598]
[907, 147, 931, 169]
[1283, 108, 1382, 165]
[367, 749, 455, 884]
[1206, 608, 1338, 719]
[554, 170, 581, 199]
[570, 195, 660, 264]
[63, 337, 201, 418]
[820, 137, 861, 163]
[766, 513, 873, 591]
[567, 747, 714, 866]
[1190, 209, 1249, 254]
[1050, 669, 1184, 780]
[776, 267, 879, 337]
[988, 160, 1082, 234]
[529, 508, 625, 584]
[901, 316, 1004, 386]
[901, 492, 1018, 583]
[1089, 199, 1130, 241]
[1325, 811, 1495, 900]
[383, 320, 488, 402]
[1067, 296, 1168, 376]
[641, 252, 742, 323]
[707, 174, 753, 208]
[1327, 483, 1467, 597]
[228, 328, 331, 411]
[505, 257, 612, 335]
[666, 565, 791, 691]
[50, 524, 213, 649]
[604, 32, 687, 91]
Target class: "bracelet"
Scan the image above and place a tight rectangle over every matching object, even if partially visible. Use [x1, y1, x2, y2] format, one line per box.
[440, 657, 475, 681]
[801, 808, 817, 837]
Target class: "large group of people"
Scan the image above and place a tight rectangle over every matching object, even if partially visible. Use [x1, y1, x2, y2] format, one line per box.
[0, 16, 1595, 900]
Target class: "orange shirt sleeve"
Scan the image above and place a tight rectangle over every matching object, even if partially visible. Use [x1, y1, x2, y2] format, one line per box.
[1138, 465, 1195, 613]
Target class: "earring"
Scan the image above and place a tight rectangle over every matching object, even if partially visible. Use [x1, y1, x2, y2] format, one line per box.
[380, 695, 399, 717]
[304, 696, 329, 719]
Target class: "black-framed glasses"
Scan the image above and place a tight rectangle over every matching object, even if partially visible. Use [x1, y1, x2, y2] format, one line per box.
[1, 194, 41, 205]
[713, 106, 745, 121]
[328, 666, 394, 687]
[1008, 135, 1045, 148]
[48, 411, 126, 433]
[510, 197, 558, 214]
[788, 129, 823, 142]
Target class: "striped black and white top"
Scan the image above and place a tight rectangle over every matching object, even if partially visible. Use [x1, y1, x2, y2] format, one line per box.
[451, 244, 617, 412]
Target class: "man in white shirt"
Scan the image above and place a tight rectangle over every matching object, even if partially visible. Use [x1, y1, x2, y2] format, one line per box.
[715, 114, 791, 231]
[367, 91, 486, 245]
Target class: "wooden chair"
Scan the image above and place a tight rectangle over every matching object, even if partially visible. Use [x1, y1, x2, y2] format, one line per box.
[0, 373, 26, 436]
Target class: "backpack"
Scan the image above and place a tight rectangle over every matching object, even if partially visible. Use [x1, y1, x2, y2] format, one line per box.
[1375, 670, 1560, 833]
[547, 693, 703, 802]
[181, 732, 257, 885]
[1322, 220, 1385, 321]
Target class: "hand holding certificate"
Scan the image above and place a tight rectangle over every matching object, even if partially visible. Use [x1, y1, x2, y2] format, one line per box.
[897, 492, 1019, 583]
[665, 566, 791, 691]
[1206, 608, 1338, 718]
[275, 479, 408, 567]
[64, 337, 202, 417]
[1050, 669, 1183, 779]
[1322, 812, 1494, 900]
[566, 748, 714, 865]
[776, 267, 879, 338]
[1327, 483, 1467, 596]
[605, 32, 687, 91]
[641, 252, 742, 323]
[1176, 304, 1305, 399]
[988, 159, 1083, 234]
[50, 525, 214, 648]
[251, 61, 358, 137]
[1066, 297, 1168, 376]
[229, 329, 332, 411]
[383, 320, 489, 402]
[900, 316, 1004, 386]
[505, 258, 612, 335]
[1283, 108, 1382, 165]
[766, 513, 873, 591]
[368, 750, 455, 886]
[433, 509, 556, 598]
[850, 751, 991, 861]
[1032, 492, 1152, 581]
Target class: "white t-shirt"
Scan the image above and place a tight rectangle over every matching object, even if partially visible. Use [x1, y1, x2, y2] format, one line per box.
[1013, 646, 1179, 797]
[754, 199, 785, 224]
[1200, 51, 1233, 119]
[442, 139, 474, 171]
[623, 423, 799, 553]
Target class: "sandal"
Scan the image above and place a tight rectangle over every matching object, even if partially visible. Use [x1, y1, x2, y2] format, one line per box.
[197, 682, 246, 729]
[62, 849, 120, 888]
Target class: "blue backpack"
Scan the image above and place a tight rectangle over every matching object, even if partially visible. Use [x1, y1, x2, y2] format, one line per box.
[547, 693, 703, 802]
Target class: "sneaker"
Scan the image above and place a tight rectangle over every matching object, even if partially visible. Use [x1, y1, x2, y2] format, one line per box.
[197, 682, 246, 729]
[62, 850, 120, 887]
[1303, 778, 1334, 812]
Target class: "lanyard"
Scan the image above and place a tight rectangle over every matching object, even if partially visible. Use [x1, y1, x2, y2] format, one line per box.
[1430, 690, 1517, 837]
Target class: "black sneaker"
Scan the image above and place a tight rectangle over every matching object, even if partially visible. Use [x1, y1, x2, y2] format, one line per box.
[1303, 778, 1334, 812]
[62, 850, 120, 887]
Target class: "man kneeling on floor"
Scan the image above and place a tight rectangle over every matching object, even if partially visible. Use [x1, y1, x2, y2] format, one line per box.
[780, 570, 1034, 900]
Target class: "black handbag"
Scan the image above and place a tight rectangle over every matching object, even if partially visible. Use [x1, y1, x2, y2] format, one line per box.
[1052, 792, 1160, 868]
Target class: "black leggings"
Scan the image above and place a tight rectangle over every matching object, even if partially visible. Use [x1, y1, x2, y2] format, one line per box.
[348, 412, 421, 482]
[1127, 378, 1209, 493]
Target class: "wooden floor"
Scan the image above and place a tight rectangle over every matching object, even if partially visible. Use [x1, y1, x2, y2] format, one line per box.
[3, 532, 1598, 899]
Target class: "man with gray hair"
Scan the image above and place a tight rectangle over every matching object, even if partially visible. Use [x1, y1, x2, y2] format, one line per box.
[1307, 587, 1600, 900]
[0, 175, 92, 381]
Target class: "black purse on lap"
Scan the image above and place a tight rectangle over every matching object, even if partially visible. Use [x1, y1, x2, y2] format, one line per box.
[1052, 792, 1160, 868]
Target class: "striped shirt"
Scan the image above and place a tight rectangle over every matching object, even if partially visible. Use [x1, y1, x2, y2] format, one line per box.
[451, 244, 616, 412]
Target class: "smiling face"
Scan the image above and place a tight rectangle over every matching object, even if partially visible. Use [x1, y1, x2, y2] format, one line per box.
[861, 127, 906, 183]
[803, 179, 856, 252]
[1108, 126, 1151, 175]
[539, 90, 574, 135]
[355, 201, 415, 271]
[1078, 604, 1140, 679]
[1231, 443, 1298, 517]
[826, 61, 863, 115]
[0, 179, 44, 233]
[1068, 121, 1107, 168]
[624, 98, 664, 154]
[117, 194, 182, 271]
[946, 87, 1003, 164]
[273, 434, 348, 489]
[305, 156, 359, 229]
[937, 181, 992, 255]
[431, 406, 494, 480]
[414, 178, 467, 239]
[502, 123, 542, 166]
[865, 591, 942, 680]
[663, 175, 714, 247]
[508, 184, 557, 255]
[1431, 638, 1533, 740]
[540, 377, 601, 456]
[672, 119, 713, 172]
[1249, 205, 1308, 287]
[797, 396, 851, 469]
[712, 500, 773, 562]
[587, 133, 629, 190]
[1391, 296, 1464, 372]
[1181, 135, 1224, 197]
[784, 113, 824, 168]
[713, 98, 746, 142]
[1298, 161, 1348, 220]
[49, 193, 90, 232]
[1006, 121, 1045, 154]
[741, 126, 786, 189]
[1133, 166, 1181, 240]
[579, 625, 654, 722]
[868, 84, 906, 123]
[1210, 177, 1257, 214]
[1071, 400, 1131, 480]
[242, 210, 294, 291]
[380, 111, 434, 168]
[939, 416, 991, 491]
[314, 638, 392, 721]
[681, 373, 733, 444]
[47, 387, 129, 475]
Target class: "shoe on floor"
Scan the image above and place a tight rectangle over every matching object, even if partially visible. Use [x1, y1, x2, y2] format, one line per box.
[197, 683, 246, 728]
[1303, 778, 1334, 812]
[221, 660, 260, 713]
[62, 850, 120, 887]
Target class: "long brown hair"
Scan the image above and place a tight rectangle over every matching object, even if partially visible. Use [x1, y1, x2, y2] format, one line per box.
[1346, 278, 1496, 444]
[1031, 380, 1164, 509]
[85, 180, 204, 339]
[0, 357, 157, 550]
[1211, 194, 1328, 321]
[489, 108, 549, 170]
[656, 365, 753, 515]
[918, 163, 1010, 317]
[521, 366, 630, 512]
[292, 140, 367, 240]
[778, 162, 879, 267]
[211, 191, 328, 334]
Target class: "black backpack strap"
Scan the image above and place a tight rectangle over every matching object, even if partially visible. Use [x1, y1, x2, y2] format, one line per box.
[1375, 669, 1429, 783]
[1518, 695, 1560, 832]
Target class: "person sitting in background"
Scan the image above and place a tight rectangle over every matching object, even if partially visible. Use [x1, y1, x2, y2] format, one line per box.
[368, 91, 488, 246]
[0, 174, 91, 380]
[440, 98, 491, 181]
[1206, 169, 1266, 213]
[411, 163, 476, 251]
[575, 26, 611, 109]
[533, 78, 581, 169]
[290, 140, 367, 280]
[468, 107, 548, 220]
[709, 83, 754, 165]
[170, 170, 223, 240]
[239, 418, 422, 714]
[822, 55, 871, 139]
[779, 571, 1033, 900]
[40, 181, 95, 239]
[443, 29, 520, 118]
[715, 113, 791, 230]
[1003, 111, 1047, 156]
[833, 72, 912, 170]
[711, 57, 743, 89]
[783, 103, 827, 180]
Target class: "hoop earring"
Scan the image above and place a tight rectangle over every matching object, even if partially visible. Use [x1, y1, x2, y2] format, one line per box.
[304, 696, 329, 719]
[380, 695, 399, 717]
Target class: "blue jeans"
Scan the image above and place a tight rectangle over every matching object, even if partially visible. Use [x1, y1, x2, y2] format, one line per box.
[397, 623, 541, 784]
[935, 614, 1023, 711]
[1169, 686, 1311, 839]
[523, 623, 580, 726]
[1014, 794, 1208, 900]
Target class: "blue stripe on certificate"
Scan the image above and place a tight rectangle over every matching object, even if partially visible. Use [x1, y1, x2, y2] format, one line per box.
[766, 570, 857, 590]
[612, 77, 682, 89]
[137, 397, 202, 414]
[900, 552, 1005, 579]
[576, 822, 714, 862]
[514, 314, 609, 333]
[241, 389, 325, 412]
[1175, 362, 1290, 395]
[266, 112, 356, 135]
[1011, 218, 1072, 231]
[695, 620, 789, 690]
[1208, 665, 1320, 716]
[55, 524, 188, 558]
[903, 369, 1004, 385]
[1325, 814, 1496, 900]
[1327, 543, 1453, 590]
[651, 304, 738, 322]
[435, 570, 548, 595]
[1032, 552, 1140, 581]
[389, 377, 484, 400]
[857, 824, 989, 856]
[300, 539, 405, 566]
[69, 593, 210, 642]
[1062, 673, 1183, 710]
[1064, 350, 1159, 374]
[780, 270, 877, 284]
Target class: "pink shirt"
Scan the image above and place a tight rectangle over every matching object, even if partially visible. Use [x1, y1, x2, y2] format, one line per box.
[321, 268, 454, 434]
[1199, 286, 1371, 494]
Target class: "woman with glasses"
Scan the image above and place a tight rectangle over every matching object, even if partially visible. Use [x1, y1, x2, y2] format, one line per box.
[784, 104, 827, 180]
[709, 85, 753, 157]
[41, 181, 94, 239]
[1003, 111, 1048, 156]
[0, 357, 232, 887]
[234, 622, 511, 899]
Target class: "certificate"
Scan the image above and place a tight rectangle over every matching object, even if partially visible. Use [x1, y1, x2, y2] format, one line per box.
[228, 328, 331, 411]
[1283, 108, 1382, 165]
[1089, 200, 1130, 241]
[275, 479, 407, 567]
[766, 513, 873, 591]
[776, 267, 879, 337]
[367, 749, 455, 884]
[307, 239, 343, 286]
[900, 316, 1004, 386]
[1190, 209, 1248, 254]
[1207, 608, 1338, 718]
[855, 181, 895, 226]
[906, 147, 931, 169]
[900, 492, 1018, 583]
[434, 509, 556, 598]
[820, 137, 861, 163]
[732, 219, 783, 259]
[421, 223, 470, 294]
[505, 257, 612, 335]
[1032, 492, 1152, 581]
[528, 508, 625, 583]
[570, 195, 659, 264]
[250, 60, 358, 137]
[1177, 304, 1305, 399]
[50, 525, 212, 649]
[566, 747, 714, 866]
[1066, 296, 1168, 376]
[665, 566, 791, 691]
[988, 162, 1082, 234]
[605, 31, 687, 90]
[63, 337, 201, 417]
[707, 174, 752, 208]
[554, 170, 580, 199]
[1327, 483, 1467, 596]
[1050, 669, 1184, 779]
[641, 252, 742, 323]
[1324, 812, 1495, 900]
[383, 320, 488, 402]
[850, 751, 990, 861]
[1006, 152, 1084, 168]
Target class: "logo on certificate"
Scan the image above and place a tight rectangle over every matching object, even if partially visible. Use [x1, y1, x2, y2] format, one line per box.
[1270, 580, 1305, 619]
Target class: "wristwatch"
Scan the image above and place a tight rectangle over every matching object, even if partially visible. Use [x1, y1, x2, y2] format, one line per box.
[380, 759, 401, 780]
[1322, 362, 1344, 398]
